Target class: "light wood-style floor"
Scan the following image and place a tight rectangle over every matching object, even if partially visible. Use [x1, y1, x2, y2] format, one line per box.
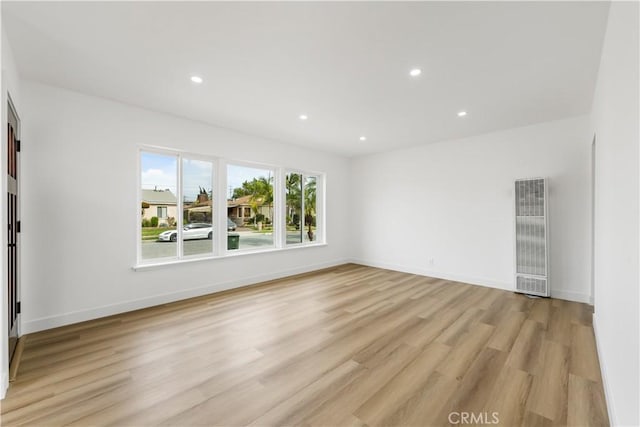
[1, 264, 608, 426]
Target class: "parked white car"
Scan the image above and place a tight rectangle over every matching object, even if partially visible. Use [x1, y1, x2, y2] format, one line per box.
[158, 223, 212, 242]
[157, 220, 237, 242]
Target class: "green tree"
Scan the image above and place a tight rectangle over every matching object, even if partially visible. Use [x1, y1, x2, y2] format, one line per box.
[232, 185, 250, 199]
[286, 173, 302, 225]
[231, 175, 274, 225]
[253, 175, 273, 225]
[304, 177, 317, 240]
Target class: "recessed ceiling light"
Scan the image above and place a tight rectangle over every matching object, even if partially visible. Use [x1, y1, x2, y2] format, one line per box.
[299, 114, 308, 120]
[457, 111, 468, 117]
[190, 75, 203, 84]
[409, 68, 422, 77]
[359, 136, 367, 141]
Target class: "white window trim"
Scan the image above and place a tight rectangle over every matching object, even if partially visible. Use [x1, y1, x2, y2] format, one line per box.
[224, 159, 279, 254]
[132, 242, 328, 271]
[283, 170, 323, 248]
[182, 153, 217, 258]
[135, 146, 326, 269]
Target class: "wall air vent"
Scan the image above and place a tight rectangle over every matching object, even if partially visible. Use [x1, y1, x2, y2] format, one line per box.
[514, 178, 549, 297]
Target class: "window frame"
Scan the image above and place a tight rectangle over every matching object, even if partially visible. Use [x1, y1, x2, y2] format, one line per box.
[180, 153, 217, 260]
[137, 146, 180, 263]
[284, 171, 304, 246]
[283, 170, 324, 247]
[136, 146, 325, 268]
[224, 159, 279, 254]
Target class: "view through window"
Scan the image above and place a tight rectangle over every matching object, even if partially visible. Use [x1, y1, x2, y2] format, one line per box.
[227, 164, 275, 251]
[285, 173, 318, 244]
[140, 152, 177, 260]
[139, 148, 323, 265]
[182, 158, 214, 257]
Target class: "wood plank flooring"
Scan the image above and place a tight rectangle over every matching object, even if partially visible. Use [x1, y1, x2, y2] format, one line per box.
[0, 264, 609, 426]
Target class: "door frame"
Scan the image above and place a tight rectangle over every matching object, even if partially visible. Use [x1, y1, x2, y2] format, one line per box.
[6, 94, 20, 364]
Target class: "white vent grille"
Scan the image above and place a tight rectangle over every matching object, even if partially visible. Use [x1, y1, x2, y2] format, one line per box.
[514, 178, 549, 297]
[516, 276, 547, 295]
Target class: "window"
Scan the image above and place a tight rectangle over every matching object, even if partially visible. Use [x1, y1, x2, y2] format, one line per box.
[285, 172, 303, 244]
[304, 176, 318, 242]
[182, 158, 214, 257]
[138, 148, 324, 266]
[227, 164, 275, 251]
[286, 172, 319, 245]
[140, 152, 178, 261]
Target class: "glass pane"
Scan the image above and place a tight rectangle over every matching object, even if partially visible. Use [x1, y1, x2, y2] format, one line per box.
[227, 164, 275, 250]
[182, 158, 214, 257]
[304, 176, 317, 242]
[140, 152, 177, 260]
[286, 173, 303, 245]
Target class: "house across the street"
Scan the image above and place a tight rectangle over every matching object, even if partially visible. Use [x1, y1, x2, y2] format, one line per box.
[227, 195, 270, 226]
[141, 189, 177, 226]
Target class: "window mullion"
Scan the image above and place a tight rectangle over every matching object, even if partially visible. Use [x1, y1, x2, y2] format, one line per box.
[275, 168, 284, 249]
[211, 159, 217, 256]
[302, 174, 306, 244]
[177, 153, 183, 259]
[137, 149, 142, 265]
[319, 175, 324, 243]
[218, 159, 228, 255]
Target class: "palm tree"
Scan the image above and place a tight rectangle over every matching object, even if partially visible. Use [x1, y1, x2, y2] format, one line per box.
[247, 176, 272, 226]
[286, 173, 302, 226]
[234, 175, 273, 227]
[259, 175, 274, 223]
[304, 177, 317, 241]
[249, 197, 262, 225]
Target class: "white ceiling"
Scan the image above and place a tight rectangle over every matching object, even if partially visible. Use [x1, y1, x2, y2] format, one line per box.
[2, 1, 610, 157]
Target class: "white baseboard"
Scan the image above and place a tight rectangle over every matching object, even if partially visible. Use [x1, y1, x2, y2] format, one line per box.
[551, 289, 592, 304]
[22, 258, 349, 334]
[349, 258, 591, 303]
[349, 258, 512, 291]
[592, 314, 616, 426]
[1, 371, 7, 400]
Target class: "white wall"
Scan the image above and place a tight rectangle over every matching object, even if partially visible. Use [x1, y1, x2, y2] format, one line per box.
[18, 81, 350, 334]
[589, 2, 639, 425]
[1, 25, 23, 399]
[350, 115, 592, 303]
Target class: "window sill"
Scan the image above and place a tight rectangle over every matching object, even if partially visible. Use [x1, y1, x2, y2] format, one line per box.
[133, 242, 328, 271]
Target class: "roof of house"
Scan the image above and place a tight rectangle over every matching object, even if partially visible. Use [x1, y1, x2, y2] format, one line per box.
[185, 199, 212, 209]
[227, 194, 264, 208]
[141, 189, 177, 205]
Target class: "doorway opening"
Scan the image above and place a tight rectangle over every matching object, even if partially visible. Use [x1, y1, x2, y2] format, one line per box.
[7, 97, 20, 367]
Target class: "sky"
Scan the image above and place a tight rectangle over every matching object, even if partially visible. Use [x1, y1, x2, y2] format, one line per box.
[141, 152, 272, 201]
[140, 152, 177, 194]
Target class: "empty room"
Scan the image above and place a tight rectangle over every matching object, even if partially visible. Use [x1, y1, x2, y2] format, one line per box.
[0, 1, 638, 426]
